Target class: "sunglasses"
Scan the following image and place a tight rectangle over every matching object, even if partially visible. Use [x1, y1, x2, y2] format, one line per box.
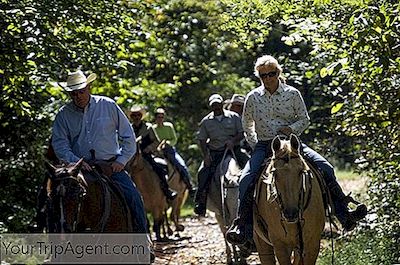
[156, 115, 164, 119]
[259, 71, 277, 79]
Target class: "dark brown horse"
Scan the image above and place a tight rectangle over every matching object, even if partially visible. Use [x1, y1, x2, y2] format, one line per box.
[45, 158, 133, 233]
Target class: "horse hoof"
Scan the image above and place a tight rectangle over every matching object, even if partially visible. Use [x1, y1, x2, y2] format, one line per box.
[176, 224, 185, 231]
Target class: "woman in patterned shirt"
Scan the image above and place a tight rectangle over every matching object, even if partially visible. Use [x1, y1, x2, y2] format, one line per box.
[226, 55, 367, 246]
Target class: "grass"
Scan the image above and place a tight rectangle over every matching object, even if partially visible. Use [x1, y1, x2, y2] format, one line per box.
[335, 168, 363, 181]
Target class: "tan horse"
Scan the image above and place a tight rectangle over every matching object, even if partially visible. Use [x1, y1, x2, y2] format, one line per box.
[207, 149, 247, 264]
[253, 135, 325, 265]
[164, 159, 188, 233]
[127, 148, 169, 241]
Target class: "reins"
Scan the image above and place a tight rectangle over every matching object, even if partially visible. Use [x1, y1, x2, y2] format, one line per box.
[218, 147, 239, 227]
[262, 154, 313, 263]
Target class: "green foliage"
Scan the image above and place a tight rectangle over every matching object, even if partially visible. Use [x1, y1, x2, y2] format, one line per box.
[319, 228, 399, 264]
[1, 0, 399, 262]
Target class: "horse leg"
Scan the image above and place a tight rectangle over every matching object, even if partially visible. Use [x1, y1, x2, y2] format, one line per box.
[297, 240, 320, 265]
[153, 219, 162, 242]
[171, 197, 185, 232]
[273, 243, 292, 265]
[253, 232, 276, 265]
[164, 209, 173, 236]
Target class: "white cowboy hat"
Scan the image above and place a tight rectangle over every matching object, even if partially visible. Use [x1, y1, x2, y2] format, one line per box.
[128, 105, 147, 118]
[58, 70, 97, 92]
[155, 108, 166, 115]
[224, 94, 245, 105]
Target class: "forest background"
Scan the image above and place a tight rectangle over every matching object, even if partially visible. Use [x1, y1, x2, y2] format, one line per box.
[0, 0, 399, 264]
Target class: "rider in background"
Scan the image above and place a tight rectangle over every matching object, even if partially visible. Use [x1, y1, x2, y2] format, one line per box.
[194, 94, 249, 216]
[152, 108, 195, 195]
[225, 94, 252, 155]
[226, 55, 368, 246]
[224, 94, 245, 115]
[128, 105, 177, 201]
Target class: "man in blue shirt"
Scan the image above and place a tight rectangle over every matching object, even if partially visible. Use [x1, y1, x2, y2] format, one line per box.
[50, 70, 148, 234]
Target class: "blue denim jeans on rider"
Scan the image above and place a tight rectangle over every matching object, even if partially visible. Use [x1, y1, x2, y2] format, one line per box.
[112, 171, 148, 233]
[237, 141, 341, 239]
[163, 145, 191, 180]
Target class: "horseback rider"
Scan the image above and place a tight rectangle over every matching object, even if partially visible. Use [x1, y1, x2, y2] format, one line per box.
[224, 94, 246, 116]
[226, 55, 368, 246]
[128, 105, 178, 201]
[194, 94, 249, 216]
[224, 94, 252, 155]
[152, 108, 195, 194]
[45, 70, 148, 234]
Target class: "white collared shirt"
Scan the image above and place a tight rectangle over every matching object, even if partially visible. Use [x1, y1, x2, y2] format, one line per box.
[242, 82, 310, 148]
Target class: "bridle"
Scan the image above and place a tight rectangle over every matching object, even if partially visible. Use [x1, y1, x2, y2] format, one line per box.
[261, 153, 314, 263]
[263, 153, 313, 223]
[50, 172, 87, 233]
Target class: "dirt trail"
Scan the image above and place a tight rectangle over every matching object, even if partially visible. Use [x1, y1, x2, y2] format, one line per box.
[153, 214, 260, 265]
[153, 178, 367, 264]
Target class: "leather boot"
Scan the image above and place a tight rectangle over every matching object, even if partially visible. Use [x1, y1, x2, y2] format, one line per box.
[176, 167, 196, 196]
[158, 173, 177, 201]
[226, 190, 253, 245]
[329, 183, 367, 231]
[194, 191, 207, 216]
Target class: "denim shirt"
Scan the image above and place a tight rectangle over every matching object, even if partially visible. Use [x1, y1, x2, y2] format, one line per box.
[52, 95, 136, 166]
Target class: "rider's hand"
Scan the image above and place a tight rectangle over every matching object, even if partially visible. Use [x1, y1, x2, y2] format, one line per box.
[82, 161, 92, 171]
[111, 161, 125, 172]
[279, 126, 293, 136]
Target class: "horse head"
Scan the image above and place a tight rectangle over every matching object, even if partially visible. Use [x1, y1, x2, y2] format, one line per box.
[264, 134, 311, 223]
[45, 158, 88, 232]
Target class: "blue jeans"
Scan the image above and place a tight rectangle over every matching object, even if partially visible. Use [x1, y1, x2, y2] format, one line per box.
[237, 141, 341, 239]
[112, 171, 148, 233]
[163, 145, 192, 184]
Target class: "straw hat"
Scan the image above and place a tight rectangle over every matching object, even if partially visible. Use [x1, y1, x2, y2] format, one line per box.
[58, 70, 97, 91]
[225, 94, 245, 105]
[128, 105, 147, 119]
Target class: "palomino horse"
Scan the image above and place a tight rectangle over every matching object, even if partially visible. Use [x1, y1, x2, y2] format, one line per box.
[45, 158, 133, 233]
[164, 158, 188, 233]
[207, 149, 247, 264]
[127, 147, 169, 241]
[253, 135, 325, 265]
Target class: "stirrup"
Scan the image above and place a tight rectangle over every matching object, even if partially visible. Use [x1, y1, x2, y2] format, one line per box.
[226, 219, 246, 246]
[166, 189, 178, 201]
[344, 192, 362, 205]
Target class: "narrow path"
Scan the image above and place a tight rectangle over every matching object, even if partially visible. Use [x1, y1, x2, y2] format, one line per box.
[153, 214, 260, 264]
[153, 177, 367, 264]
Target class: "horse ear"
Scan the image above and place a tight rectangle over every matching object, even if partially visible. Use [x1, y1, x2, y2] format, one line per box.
[272, 136, 281, 153]
[45, 160, 57, 178]
[70, 158, 84, 177]
[289, 134, 300, 153]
